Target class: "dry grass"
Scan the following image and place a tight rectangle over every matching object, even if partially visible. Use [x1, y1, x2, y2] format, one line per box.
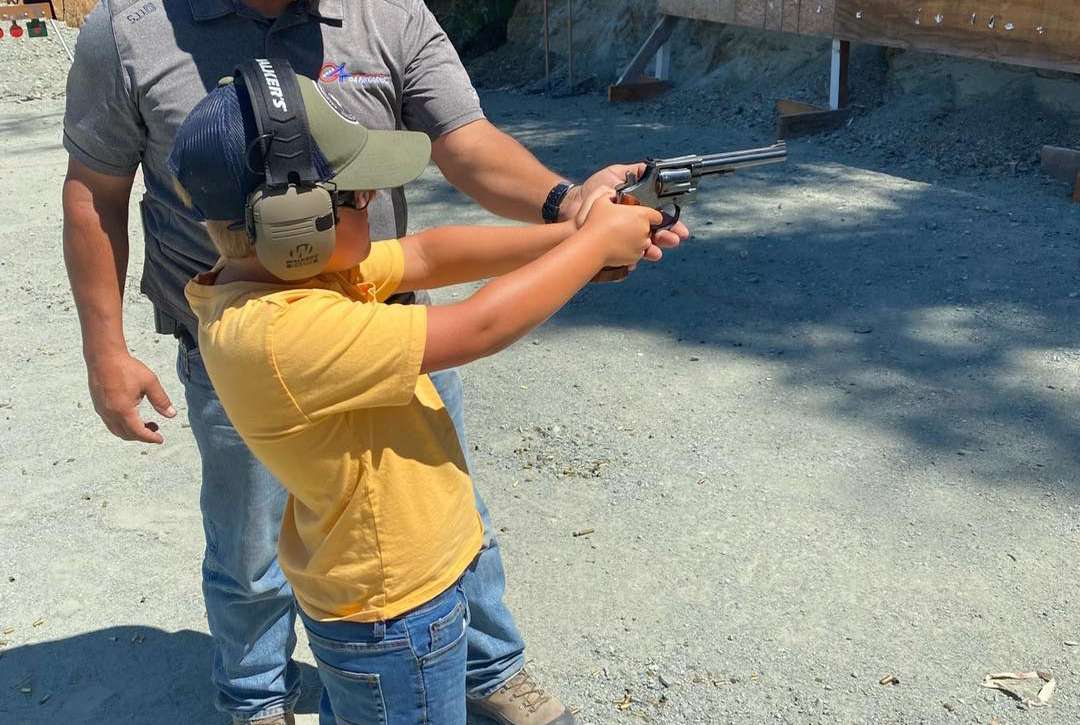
[58, 0, 98, 27]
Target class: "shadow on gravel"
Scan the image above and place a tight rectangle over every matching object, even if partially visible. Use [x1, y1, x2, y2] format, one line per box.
[0, 110, 64, 137]
[422, 92, 1080, 491]
[0, 626, 320, 724]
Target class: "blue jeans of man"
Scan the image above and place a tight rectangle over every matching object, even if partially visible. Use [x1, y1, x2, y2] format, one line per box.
[301, 584, 469, 725]
[178, 342, 526, 721]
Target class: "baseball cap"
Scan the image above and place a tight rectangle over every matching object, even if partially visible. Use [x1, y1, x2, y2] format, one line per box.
[168, 60, 431, 221]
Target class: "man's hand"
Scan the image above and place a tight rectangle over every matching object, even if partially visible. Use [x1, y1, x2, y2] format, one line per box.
[87, 352, 176, 444]
[560, 163, 691, 252]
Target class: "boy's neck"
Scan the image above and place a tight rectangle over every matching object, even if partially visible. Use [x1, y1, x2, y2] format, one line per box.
[216, 256, 303, 285]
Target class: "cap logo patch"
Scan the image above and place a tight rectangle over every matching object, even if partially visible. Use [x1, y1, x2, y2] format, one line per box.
[257, 59, 288, 112]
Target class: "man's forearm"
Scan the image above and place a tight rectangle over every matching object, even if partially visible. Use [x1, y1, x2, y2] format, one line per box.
[431, 120, 566, 224]
[62, 169, 134, 362]
[399, 221, 575, 291]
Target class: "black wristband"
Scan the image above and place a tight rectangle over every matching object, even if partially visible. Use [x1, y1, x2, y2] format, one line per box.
[542, 181, 575, 224]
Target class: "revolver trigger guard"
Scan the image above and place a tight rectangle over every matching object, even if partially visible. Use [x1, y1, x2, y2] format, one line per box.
[651, 204, 681, 234]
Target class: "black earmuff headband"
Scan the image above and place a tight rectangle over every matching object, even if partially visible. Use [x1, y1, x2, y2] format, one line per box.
[233, 59, 318, 189]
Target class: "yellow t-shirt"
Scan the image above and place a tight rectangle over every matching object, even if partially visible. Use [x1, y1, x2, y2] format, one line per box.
[184, 240, 482, 622]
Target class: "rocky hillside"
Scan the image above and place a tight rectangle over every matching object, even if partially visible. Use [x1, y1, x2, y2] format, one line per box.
[427, 0, 520, 58]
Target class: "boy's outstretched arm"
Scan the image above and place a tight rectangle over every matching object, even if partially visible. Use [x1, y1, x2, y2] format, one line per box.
[398, 188, 664, 292]
[397, 220, 577, 292]
[420, 198, 663, 374]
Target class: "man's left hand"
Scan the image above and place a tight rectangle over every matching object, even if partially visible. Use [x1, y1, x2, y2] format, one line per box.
[559, 163, 691, 252]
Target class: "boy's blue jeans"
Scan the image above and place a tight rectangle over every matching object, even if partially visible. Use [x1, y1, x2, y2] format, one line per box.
[177, 341, 526, 722]
[300, 583, 469, 725]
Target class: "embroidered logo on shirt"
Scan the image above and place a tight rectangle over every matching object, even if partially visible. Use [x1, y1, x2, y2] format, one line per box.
[125, 2, 157, 23]
[319, 63, 393, 90]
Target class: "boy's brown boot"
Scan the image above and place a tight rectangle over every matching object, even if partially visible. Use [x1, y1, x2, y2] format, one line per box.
[469, 669, 577, 725]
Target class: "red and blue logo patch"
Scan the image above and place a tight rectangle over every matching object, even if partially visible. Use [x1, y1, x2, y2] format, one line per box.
[319, 63, 393, 88]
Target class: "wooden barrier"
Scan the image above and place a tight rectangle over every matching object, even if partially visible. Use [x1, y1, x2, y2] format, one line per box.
[0, 0, 56, 23]
[0, 1, 55, 39]
[835, 1, 1080, 74]
[659, 0, 1080, 74]
[635, 2, 1080, 194]
[658, 0, 834, 36]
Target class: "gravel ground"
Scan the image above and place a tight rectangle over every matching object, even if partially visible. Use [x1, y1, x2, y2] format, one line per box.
[2, 22, 1080, 725]
[0, 20, 78, 101]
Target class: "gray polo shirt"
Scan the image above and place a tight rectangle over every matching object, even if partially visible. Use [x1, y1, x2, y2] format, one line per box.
[64, 0, 484, 337]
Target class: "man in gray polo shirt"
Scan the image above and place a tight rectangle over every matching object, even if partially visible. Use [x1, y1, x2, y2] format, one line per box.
[62, 1, 687, 723]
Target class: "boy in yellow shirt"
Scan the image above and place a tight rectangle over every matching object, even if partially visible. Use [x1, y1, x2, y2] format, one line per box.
[169, 59, 662, 724]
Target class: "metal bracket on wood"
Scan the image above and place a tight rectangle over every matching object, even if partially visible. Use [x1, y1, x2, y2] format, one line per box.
[777, 39, 851, 138]
[608, 14, 679, 103]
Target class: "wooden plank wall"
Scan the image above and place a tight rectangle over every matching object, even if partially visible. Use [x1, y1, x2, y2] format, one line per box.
[658, 0, 1080, 73]
[835, 1, 1080, 73]
[658, 0, 835, 36]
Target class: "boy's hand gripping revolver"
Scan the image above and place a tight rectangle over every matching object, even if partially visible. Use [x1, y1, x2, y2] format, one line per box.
[594, 141, 788, 282]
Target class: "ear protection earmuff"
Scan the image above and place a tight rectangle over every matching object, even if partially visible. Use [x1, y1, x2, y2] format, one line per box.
[233, 58, 337, 281]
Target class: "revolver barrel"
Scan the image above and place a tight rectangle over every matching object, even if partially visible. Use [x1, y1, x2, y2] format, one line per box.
[598, 141, 788, 283]
[696, 141, 788, 175]
[623, 141, 788, 208]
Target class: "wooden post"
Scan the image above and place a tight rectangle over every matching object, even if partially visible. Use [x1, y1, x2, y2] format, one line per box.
[614, 15, 679, 85]
[655, 37, 672, 81]
[567, 0, 574, 92]
[777, 35, 851, 136]
[827, 39, 851, 110]
[838, 39, 850, 109]
[609, 15, 678, 102]
[543, 0, 550, 95]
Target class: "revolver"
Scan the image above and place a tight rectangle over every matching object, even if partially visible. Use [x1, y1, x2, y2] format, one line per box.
[595, 141, 788, 282]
